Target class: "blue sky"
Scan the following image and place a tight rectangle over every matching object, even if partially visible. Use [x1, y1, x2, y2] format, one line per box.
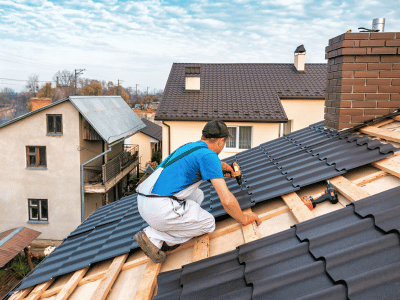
[0, 0, 399, 92]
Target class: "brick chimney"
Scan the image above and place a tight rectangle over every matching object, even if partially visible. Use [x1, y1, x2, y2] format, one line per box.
[324, 32, 400, 129]
[31, 98, 52, 111]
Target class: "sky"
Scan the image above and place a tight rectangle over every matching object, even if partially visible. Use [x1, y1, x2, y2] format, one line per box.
[1, 0, 399, 93]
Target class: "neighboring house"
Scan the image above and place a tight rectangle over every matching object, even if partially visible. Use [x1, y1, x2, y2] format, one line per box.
[7, 32, 400, 300]
[126, 118, 162, 167]
[0, 96, 145, 242]
[155, 48, 326, 159]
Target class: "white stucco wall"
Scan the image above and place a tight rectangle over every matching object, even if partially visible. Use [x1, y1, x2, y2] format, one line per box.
[280, 99, 325, 132]
[129, 132, 152, 168]
[162, 121, 280, 160]
[0, 101, 81, 241]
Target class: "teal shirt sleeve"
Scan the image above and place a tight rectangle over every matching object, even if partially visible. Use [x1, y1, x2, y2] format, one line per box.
[199, 152, 224, 181]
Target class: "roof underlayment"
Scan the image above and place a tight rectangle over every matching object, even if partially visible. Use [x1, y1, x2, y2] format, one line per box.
[13, 121, 399, 293]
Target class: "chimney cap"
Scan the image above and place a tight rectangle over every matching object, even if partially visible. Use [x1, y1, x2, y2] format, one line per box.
[294, 44, 306, 54]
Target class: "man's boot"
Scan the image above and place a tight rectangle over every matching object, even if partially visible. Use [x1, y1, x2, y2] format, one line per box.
[161, 242, 181, 252]
[134, 231, 166, 263]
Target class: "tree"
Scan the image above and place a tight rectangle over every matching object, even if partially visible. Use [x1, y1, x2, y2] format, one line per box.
[37, 82, 55, 98]
[53, 70, 74, 96]
[26, 74, 39, 96]
[81, 81, 103, 96]
[120, 91, 129, 104]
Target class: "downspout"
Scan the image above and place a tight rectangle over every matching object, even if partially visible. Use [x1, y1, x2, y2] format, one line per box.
[80, 148, 111, 222]
[162, 121, 171, 155]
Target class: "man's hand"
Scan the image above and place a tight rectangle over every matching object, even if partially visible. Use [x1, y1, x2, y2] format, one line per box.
[241, 212, 260, 226]
[221, 161, 234, 178]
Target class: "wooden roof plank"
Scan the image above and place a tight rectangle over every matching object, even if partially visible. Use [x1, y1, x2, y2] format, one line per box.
[54, 267, 89, 300]
[373, 156, 400, 179]
[192, 235, 210, 262]
[353, 171, 388, 186]
[89, 253, 128, 300]
[281, 193, 314, 223]
[360, 126, 400, 143]
[134, 260, 162, 300]
[329, 176, 370, 202]
[241, 208, 261, 243]
[8, 287, 33, 300]
[121, 256, 150, 272]
[24, 279, 55, 300]
[374, 119, 394, 127]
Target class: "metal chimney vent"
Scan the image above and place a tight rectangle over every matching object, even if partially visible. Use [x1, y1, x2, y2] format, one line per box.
[372, 18, 385, 32]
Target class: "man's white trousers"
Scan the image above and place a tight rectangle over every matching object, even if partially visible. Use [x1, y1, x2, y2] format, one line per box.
[137, 188, 215, 248]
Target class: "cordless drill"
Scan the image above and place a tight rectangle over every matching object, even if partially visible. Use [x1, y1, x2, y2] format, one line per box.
[223, 161, 243, 190]
[301, 181, 338, 211]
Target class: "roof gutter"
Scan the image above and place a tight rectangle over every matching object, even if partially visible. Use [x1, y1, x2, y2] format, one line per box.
[162, 121, 171, 155]
[80, 148, 111, 222]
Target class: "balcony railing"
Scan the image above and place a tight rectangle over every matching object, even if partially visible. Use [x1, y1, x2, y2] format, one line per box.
[84, 145, 139, 192]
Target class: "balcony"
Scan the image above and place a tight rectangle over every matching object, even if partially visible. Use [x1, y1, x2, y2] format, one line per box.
[84, 145, 139, 193]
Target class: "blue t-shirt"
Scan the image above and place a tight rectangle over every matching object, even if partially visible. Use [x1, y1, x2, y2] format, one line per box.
[152, 141, 223, 196]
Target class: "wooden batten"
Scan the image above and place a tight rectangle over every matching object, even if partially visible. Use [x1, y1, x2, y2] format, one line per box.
[54, 267, 89, 300]
[241, 208, 261, 243]
[281, 192, 314, 223]
[353, 171, 388, 186]
[193, 235, 210, 262]
[373, 156, 400, 179]
[24, 279, 55, 300]
[134, 261, 162, 300]
[360, 126, 400, 144]
[89, 253, 129, 300]
[330, 176, 370, 202]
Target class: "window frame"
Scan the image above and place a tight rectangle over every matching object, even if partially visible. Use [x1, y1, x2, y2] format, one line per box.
[28, 199, 48, 221]
[225, 126, 253, 151]
[26, 146, 47, 169]
[46, 114, 63, 135]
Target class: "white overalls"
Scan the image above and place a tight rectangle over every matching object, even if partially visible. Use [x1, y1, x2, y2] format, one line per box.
[136, 151, 216, 249]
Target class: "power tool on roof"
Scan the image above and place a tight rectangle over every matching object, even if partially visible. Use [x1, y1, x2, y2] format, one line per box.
[301, 181, 338, 211]
[223, 161, 243, 190]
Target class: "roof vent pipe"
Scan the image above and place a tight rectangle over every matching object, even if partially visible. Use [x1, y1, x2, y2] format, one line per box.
[372, 18, 385, 32]
[294, 44, 306, 72]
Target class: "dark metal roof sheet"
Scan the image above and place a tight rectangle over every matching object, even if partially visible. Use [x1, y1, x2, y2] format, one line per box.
[155, 186, 400, 300]
[155, 63, 327, 122]
[140, 118, 162, 141]
[0, 227, 41, 268]
[16, 122, 398, 291]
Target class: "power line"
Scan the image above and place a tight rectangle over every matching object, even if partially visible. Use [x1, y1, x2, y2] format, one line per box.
[0, 77, 55, 82]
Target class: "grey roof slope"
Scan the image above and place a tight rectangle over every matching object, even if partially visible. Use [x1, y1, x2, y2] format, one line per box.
[0, 96, 145, 144]
[15, 121, 397, 291]
[69, 96, 145, 143]
[155, 186, 400, 300]
[140, 118, 162, 141]
[155, 63, 327, 122]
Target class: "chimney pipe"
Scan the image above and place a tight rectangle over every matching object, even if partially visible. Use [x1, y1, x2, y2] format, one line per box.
[294, 45, 306, 72]
[372, 18, 385, 32]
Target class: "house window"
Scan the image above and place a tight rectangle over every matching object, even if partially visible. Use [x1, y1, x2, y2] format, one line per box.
[28, 199, 48, 221]
[279, 120, 292, 137]
[226, 126, 252, 150]
[47, 115, 62, 135]
[26, 146, 46, 168]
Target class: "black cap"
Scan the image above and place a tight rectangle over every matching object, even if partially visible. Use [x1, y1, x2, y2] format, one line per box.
[202, 120, 231, 138]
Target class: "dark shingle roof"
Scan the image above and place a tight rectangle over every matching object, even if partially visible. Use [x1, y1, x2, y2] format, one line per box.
[140, 118, 162, 141]
[155, 186, 400, 300]
[155, 63, 327, 122]
[15, 121, 397, 291]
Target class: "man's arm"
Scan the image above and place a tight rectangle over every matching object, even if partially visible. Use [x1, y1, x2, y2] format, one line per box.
[211, 178, 260, 226]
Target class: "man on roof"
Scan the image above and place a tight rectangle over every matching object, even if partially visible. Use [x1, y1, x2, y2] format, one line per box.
[135, 120, 260, 263]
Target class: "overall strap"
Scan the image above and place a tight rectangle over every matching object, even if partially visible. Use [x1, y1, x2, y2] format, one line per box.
[162, 145, 207, 169]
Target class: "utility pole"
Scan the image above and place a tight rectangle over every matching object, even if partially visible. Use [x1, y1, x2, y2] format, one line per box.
[147, 87, 149, 95]
[135, 84, 138, 99]
[117, 79, 123, 96]
[74, 69, 85, 95]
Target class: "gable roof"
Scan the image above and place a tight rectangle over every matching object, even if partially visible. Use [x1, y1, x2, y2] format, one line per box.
[13, 121, 397, 292]
[155, 63, 327, 123]
[140, 118, 162, 141]
[0, 96, 146, 144]
[156, 186, 400, 300]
